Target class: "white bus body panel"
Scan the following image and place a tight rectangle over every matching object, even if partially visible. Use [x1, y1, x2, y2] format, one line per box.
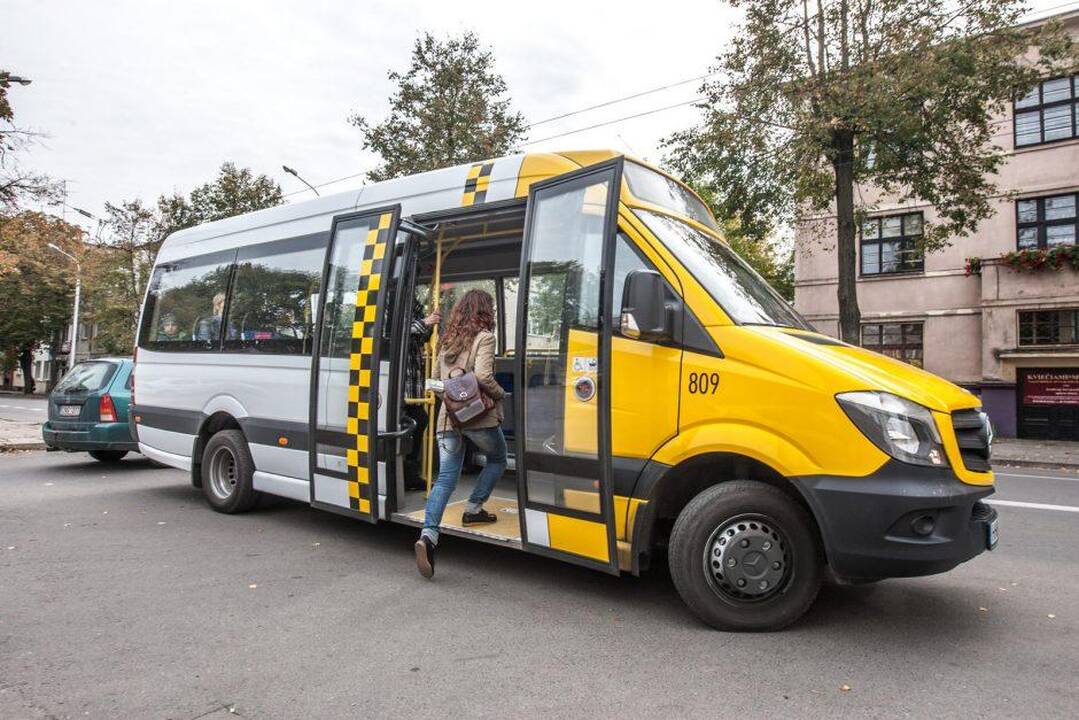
[138, 154, 526, 504]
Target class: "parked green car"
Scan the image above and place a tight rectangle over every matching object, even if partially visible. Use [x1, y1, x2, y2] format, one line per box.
[42, 358, 139, 463]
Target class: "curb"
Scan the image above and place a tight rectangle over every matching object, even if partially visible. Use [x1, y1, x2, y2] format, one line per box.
[993, 459, 1079, 473]
[0, 442, 47, 453]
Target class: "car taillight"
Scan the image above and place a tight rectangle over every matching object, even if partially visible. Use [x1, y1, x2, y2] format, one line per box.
[99, 394, 117, 423]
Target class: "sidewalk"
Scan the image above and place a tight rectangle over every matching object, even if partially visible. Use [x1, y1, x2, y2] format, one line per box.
[0, 418, 45, 451]
[992, 437, 1079, 472]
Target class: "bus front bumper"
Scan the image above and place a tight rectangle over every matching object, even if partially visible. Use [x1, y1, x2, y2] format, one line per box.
[792, 461, 997, 582]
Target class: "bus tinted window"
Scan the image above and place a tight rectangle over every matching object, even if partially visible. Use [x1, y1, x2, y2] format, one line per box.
[623, 162, 719, 231]
[225, 238, 325, 355]
[139, 251, 236, 352]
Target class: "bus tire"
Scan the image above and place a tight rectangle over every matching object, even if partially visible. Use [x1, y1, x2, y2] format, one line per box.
[668, 481, 822, 632]
[201, 429, 260, 514]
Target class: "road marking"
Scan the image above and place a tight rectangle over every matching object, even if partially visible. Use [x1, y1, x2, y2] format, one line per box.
[987, 499, 1079, 514]
[995, 471, 1079, 482]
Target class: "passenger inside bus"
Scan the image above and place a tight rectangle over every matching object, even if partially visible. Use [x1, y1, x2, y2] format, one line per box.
[393, 205, 525, 547]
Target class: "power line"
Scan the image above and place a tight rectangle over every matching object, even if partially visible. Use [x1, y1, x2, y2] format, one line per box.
[287, 0, 1078, 198]
[527, 73, 716, 128]
[522, 98, 705, 146]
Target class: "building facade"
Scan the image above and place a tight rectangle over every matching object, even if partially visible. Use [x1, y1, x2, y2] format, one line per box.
[795, 10, 1079, 440]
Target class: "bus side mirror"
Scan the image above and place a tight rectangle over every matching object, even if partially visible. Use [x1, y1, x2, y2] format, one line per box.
[620, 269, 671, 342]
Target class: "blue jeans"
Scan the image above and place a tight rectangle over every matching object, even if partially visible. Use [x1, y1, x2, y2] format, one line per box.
[421, 427, 507, 544]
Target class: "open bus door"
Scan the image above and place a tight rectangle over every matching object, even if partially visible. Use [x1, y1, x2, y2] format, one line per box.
[309, 205, 420, 522]
[515, 158, 623, 574]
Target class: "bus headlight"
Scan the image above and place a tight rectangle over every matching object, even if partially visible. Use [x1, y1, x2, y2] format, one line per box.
[836, 391, 947, 467]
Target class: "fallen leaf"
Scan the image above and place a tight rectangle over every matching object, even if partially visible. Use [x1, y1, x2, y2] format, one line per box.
[978, 607, 988, 612]
[1048, 614, 1056, 619]
[5, 546, 14, 551]
[840, 684, 852, 692]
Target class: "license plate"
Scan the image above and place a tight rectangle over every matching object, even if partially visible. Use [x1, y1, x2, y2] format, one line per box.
[987, 517, 999, 550]
[59, 405, 81, 417]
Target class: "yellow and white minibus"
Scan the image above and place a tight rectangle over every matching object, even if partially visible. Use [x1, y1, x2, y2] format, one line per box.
[132, 150, 997, 630]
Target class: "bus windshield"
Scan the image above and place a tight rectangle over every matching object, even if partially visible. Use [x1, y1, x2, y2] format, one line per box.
[635, 209, 809, 329]
[623, 162, 720, 232]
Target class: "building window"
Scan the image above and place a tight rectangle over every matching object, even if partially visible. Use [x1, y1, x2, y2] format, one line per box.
[1018, 309, 1079, 346]
[862, 322, 924, 367]
[860, 213, 924, 275]
[1014, 74, 1079, 147]
[1016, 193, 1077, 249]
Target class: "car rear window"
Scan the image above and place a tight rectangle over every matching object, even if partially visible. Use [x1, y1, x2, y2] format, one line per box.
[54, 361, 117, 394]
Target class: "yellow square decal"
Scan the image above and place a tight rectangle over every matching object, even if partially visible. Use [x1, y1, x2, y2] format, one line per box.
[373, 243, 386, 260]
[346, 449, 357, 467]
[346, 417, 357, 435]
[378, 213, 392, 230]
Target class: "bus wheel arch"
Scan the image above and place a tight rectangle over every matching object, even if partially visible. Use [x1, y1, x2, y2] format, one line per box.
[632, 453, 824, 576]
[190, 412, 244, 489]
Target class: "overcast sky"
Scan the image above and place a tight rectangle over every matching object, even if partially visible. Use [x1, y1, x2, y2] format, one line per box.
[3, 0, 1074, 233]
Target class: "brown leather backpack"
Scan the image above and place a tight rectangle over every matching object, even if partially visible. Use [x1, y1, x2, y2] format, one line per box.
[441, 334, 495, 428]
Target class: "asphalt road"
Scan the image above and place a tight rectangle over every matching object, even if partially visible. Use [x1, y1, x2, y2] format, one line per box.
[1, 451, 1077, 719]
[0, 395, 48, 424]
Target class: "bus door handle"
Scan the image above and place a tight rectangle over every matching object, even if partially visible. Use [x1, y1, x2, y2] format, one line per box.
[378, 414, 417, 440]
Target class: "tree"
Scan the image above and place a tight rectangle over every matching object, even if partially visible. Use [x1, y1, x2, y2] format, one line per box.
[350, 31, 528, 182]
[0, 212, 82, 392]
[156, 161, 283, 239]
[82, 200, 158, 355]
[665, 2, 1076, 341]
[1, 70, 61, 212]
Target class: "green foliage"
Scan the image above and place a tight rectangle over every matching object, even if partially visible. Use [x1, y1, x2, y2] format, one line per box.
[350, 31, 527, 182]
[83, 200, 158, 355]
[664, 1, 1077, 339]
[156, 162, 283, 239]
[0, 212, 83, 384]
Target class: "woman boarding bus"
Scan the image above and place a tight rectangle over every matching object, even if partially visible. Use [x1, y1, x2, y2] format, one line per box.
[132, 150, 996, 630]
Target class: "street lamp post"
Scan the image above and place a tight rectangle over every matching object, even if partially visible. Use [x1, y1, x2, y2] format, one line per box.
[282, 165, 320, 197]
[48, 243, 81, 371]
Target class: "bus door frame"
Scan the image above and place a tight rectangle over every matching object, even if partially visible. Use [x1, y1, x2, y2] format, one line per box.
[308, 204, 417, 523]
[514, 157, 624, 575]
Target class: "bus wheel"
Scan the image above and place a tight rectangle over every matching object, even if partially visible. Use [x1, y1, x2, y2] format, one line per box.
[669, 481, 822, 631]
[201, 430, 260, 514]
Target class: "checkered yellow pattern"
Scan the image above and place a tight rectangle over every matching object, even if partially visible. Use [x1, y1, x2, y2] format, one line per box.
[344, 211, 392, 515]
[461, 161, 494, 206]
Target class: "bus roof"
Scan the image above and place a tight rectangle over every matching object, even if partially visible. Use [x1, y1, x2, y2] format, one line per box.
[156, 150, 715, 263]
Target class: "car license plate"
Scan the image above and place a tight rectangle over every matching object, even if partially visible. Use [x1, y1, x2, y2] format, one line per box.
[59, 405, 81, 417]
[987, 517, 999, 550]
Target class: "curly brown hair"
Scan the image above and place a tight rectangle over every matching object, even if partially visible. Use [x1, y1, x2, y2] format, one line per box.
[438, 288, 495, 357]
